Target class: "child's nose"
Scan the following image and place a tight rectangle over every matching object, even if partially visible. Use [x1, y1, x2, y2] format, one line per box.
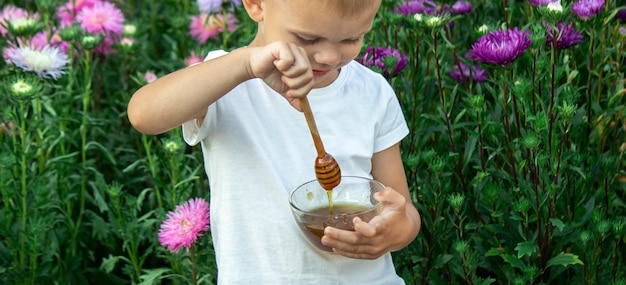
[313, 48, 340, 66]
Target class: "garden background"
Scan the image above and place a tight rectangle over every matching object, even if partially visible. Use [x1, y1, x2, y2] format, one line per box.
[1, 0, 625, 284]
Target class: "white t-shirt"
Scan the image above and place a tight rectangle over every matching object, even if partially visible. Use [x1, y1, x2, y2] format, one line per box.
[183, 50, 409, 284]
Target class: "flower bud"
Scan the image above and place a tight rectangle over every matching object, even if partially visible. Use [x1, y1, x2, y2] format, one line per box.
[81, 34, 104, 50]
[447, 193, 465, 213]
[453, 240, 469, 254]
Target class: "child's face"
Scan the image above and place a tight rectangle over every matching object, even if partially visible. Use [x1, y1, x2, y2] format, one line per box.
[253, 0, 381, 88]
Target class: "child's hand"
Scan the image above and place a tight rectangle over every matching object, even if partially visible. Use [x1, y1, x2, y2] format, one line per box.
[320, 186, 415, 259]
[247, 41, 315, 110]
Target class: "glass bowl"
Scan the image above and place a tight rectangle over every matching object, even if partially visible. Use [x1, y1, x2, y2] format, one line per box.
[289, 176, 384, 252]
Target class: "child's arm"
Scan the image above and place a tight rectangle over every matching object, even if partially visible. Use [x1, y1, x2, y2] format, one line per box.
[127, 42, 314, 135]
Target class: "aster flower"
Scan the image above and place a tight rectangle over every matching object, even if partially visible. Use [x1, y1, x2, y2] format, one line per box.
[449, 1, 472, 14]
[185, 51, 204, 66]
[198, 0, 223, 13]
[144, 71, 157, 83]
[189, 12, 238, 44]
[357, 47, 408, 79]
[123, 24, 137, 36]
[158, 197, 210, 253]
[32, 29, 70, 54]
[617, 9, 626, 21]
[529, 0, 559, 7]
[0, 120, 19, 137]
[116, 37, 135, 52]
[76, 1, 125, 54]
[396, 0, 440, 16]
[571, 0, 605, 20]
[0, 5, 37, 36]
[76, 1, 125, 35]
[5, 15, 42, 37]
[468, 27, 532, 66]
[6, 45, 70, 79]
[56, 0, 101, 27]
[546, 21, 583, 49]
[449, 62, 488, 83]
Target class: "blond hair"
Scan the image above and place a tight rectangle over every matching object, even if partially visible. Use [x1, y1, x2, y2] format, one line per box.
[321, 0, 382, 17]
[274, 0, 382, 18]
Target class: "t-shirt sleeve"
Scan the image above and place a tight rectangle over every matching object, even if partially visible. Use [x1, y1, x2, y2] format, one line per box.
[181, 50, 229, 146]
[374, 82, 409, 153]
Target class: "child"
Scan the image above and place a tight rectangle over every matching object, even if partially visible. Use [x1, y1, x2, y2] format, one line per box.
[127, 0, 421, 283]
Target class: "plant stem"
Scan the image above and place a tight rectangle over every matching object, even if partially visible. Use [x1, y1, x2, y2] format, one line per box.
[142, 135, 164, 209]
[501, 68, 518, 185]
[191, 245, 198, 285]
[19, 101, 28, 272]
[586, 30, 595, 139]
[73, 49, 93, 257]
[432, 29, 466, 189]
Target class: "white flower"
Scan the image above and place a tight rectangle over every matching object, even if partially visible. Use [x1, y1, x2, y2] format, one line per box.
[7, 45, 69, 79]
[426, 16, 443, 27]
[123, 24, 137, 36]
[477, 24, 490, 34]
[546, 1, 563, 12]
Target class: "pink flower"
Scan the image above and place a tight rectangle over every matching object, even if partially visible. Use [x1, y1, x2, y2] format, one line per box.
[158, 198, 210, 253]
[0, 5, 31, 36]
[189, 12, 238, 44]
[185, 51, 204, 66]
[144, 71, 157, 83]
[76, 1, 125, 35]
[0, 120, 19, 137]
[76, 1, 125, 54]
[31, 30, 70, 54]
[56, 0, 101, 27]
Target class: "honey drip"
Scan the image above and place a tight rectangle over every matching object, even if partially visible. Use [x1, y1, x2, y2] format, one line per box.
[326, 190, 334, 216]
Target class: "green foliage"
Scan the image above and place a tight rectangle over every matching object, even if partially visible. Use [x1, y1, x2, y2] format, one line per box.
[0, 0, 625, 284]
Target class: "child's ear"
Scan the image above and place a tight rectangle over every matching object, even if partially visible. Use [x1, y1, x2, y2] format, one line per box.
[243, 0, 264, 22]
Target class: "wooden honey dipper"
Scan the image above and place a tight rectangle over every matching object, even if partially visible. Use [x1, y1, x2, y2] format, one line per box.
[300, 97, 341, 190]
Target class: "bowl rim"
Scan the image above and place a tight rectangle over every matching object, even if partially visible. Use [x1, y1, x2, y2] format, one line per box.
[288, 176, 385, 218]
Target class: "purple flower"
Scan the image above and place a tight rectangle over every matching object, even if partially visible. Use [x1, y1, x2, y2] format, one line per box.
[449, 62, 487, 83]
[546, 21, 583, 49]
[571, 0, 605, 20]
[197, 0, 222, 13]
[357, 47, 408, 78]
[198, 0, 242, 12]
[450, 1, 472, 14]
[158, 198, 210, 253]
[468, 27, 532, 66]
[529, 0, 559, 7]
[396, 0, 440, 16]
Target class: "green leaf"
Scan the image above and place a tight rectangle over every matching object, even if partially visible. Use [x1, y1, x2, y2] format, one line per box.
[86, 141, 117, 165]
[138, 268, 171, 285]
[485, 247, 504, 257]
[100, 255, 129, 273]
[501, 254, 526, 269]
[546, 252, 584, 268]
[550, 218, 565, 232]
[432, 253, 454, 269]
[515, 241, 538, 258]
